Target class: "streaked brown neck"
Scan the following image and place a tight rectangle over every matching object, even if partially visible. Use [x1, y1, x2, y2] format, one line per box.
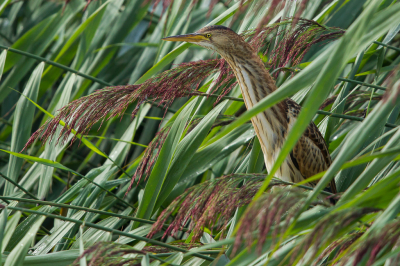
[221, 49, 287, 128]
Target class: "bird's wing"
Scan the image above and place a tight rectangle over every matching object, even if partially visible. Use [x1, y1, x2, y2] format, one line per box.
[286, 99, 337, 194]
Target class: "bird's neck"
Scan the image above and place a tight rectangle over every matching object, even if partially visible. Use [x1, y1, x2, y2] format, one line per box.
[229, 54, 275, 98]
[224, 53, 287, 126]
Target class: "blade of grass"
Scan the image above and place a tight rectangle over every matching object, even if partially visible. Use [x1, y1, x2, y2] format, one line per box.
[5, 62, 44, 196]
[3, 215, 45, 266]
[133, 99, 198, 228]
[0, 172, 38, 199]
[0, 50, 6, 81]
[38, 74, 75, 200]
[78, 226, 87, 266]
[84, 135, 148, 148]
[0, 0, 11, 17]
[0, 207, 6, 263]
[339, 126, 400, 204]
[0, 211, 20, 253]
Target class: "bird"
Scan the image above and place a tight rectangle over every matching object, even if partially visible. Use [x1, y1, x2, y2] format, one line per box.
[162, 25, 336, 194]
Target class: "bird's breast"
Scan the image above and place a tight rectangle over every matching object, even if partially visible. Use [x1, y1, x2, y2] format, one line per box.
[230, 61, 292, 176]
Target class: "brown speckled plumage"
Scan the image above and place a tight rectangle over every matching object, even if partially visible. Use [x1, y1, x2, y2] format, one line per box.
[163, 25, 336, 194]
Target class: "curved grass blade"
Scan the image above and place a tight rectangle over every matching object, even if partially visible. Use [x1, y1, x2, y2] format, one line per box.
[38, 74, 75, 200]
[0, 0, 11, 17]
[78, 226, 87, 266]
[0, 50, 6, 81]
[133, 99, 198, 228]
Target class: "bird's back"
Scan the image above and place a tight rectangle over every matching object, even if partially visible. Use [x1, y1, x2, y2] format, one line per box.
[278, 99, 337, 194]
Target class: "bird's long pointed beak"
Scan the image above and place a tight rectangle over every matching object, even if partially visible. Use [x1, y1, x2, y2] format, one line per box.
[162, 33, 206, 43]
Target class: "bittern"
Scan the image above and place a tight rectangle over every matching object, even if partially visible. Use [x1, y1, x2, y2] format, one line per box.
[163, 25, 336, 193]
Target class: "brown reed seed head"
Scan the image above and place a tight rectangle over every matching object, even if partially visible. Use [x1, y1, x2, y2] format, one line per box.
[147, 174, 300, 245]
[232, 186, 307, 255]
[71, 242, 145, 266]
[143, 242, 202, 254]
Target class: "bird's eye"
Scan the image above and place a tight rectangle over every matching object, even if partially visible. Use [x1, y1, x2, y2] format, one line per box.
[205, 33, 211, 38]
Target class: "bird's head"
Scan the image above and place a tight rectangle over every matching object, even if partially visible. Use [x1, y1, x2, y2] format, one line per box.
[162, 25, 252, 58]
